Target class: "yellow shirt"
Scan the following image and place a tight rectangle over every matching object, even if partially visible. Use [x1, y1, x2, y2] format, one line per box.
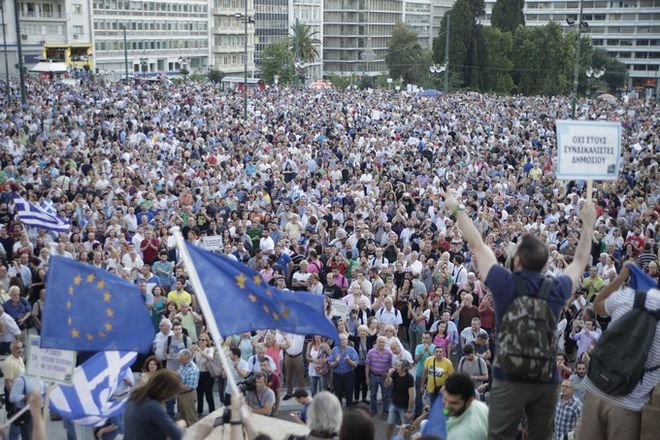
[167, 290, 192, 308]
[1, 355, 25, 386]
[424, 356, 454, 393]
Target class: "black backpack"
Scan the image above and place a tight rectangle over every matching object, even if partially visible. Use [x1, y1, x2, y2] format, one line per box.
[495, 275, 557, 382]
[588, 289, 660, 396]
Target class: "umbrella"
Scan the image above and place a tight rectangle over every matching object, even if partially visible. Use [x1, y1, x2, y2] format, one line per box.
[597, 93, 617, 103]
[420, 89, 440, 97]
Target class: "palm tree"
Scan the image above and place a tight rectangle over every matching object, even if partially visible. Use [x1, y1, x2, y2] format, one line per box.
[289, 19, 320, 63]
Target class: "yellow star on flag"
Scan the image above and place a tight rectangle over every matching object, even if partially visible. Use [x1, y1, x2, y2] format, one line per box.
[106, 307, 114, 318]
[98, 331, 106, 338]
[66, 300, 72, 310]
[85, 334, 94, 341]
[253, 275, 262, 286]
[265, 289, 273, 297]
[68, 287, 74, 295]
[86, 274, 95, 283]
[262, 304, 270, 314]
[71, 329, 80, 338]
[281, 308, 291, 318]
[103, 291, 112, 302]
[235, 274, 247, 289]
[97, 279, 106, 289]
[104, 322, 113, 332]
[67, 317, 72, 326]
[272, 312, 280, 321]
[74, 275, 82, 285]
[248, 294, 257, 303]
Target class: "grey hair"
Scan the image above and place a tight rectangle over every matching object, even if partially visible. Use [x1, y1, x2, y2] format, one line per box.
[178, 349, 192, 359]
[307, 391, 342, 435]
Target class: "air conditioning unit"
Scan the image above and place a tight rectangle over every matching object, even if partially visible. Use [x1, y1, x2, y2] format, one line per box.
[73, 33, 80, 39]
[21, 34, 27, 40]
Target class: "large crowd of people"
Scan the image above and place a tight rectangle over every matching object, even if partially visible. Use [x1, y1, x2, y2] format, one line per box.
[0, 77, 658, 440]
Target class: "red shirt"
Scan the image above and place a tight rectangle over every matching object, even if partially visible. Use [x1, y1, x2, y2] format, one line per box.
[140, 238, 160, 263]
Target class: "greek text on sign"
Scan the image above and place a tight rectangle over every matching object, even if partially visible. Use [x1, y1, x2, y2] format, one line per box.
[26, 335, 76, 384]
[556, 120, 621, 180]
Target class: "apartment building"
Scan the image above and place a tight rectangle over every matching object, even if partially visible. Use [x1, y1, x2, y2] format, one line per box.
[323, 0, 403, 77]
[210, 0, 256, 77]
[92, 0, 210, 77]
[289, 0, 323, 80]
[403, 0, 432, 48]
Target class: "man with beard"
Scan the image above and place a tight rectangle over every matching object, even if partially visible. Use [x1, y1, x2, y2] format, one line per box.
[442, 373, 489, 440]
[569, 361, 587, 401]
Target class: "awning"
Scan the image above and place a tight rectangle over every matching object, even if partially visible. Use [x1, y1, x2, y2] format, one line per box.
[29, 61, 68, 73]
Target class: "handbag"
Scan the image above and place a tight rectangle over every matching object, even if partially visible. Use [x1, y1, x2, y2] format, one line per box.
[207, 348, 224, 377]
[315, 350, 329, 375]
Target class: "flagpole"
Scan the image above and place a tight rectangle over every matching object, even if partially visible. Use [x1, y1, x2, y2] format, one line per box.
[171, 227, 246, 411]
[1, 405, 30, 429]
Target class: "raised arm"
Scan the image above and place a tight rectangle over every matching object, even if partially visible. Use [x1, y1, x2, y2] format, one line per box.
[564, 202, 597, 291]
[592, 263, 630, 316]
[442, 190, 497, 282]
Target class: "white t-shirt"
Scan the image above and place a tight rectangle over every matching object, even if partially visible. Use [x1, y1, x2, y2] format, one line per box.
[584, 287, 660, 411]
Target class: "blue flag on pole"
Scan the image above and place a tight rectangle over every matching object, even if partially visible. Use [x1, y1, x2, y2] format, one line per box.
[629, 264, 657, 291]
[186, 243, 339, 343]
[50, 351, 137, 426]
[422, 393, 447, 439]
[40, 257, 155, 353]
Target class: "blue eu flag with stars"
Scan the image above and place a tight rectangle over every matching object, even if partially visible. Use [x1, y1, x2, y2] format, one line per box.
[40, 257, 155, 353]
[186, 243, 339, 343]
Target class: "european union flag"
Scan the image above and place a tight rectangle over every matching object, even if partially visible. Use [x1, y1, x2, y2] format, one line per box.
[186, 243, 339, 343]
[40, 257, 155, 353]
[422, 393, 447, 439]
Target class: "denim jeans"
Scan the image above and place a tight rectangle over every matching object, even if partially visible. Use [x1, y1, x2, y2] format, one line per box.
[9, 419, 32, 440]
[369, 372, 391, 415]
[311, 375, 326, 396]
[414, 376, 424, 417]
[63, 418, 77, 440]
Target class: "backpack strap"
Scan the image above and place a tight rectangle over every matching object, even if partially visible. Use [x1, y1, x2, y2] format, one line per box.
[633, 290, 660, 320]
[512, 274, 553, 301]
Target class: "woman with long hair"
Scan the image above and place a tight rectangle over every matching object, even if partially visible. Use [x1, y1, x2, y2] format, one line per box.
[124, 369, 185, 440]
[139, 355, 163, 385]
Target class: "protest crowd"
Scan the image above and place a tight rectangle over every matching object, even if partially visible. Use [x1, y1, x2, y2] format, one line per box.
[0, 77, 658, 440]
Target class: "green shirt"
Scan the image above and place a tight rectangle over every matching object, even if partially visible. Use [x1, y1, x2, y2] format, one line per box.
[446, 400, 489, 440]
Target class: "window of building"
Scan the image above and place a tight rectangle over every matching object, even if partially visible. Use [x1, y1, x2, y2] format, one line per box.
[73, 25, 83, 35]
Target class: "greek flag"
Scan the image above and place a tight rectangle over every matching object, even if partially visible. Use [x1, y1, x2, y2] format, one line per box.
[49, 351, 137, 426]
[13, 196, 70, 232]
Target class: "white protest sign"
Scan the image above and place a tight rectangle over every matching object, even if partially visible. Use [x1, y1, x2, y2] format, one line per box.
[556, 120, 621, 180]
[26, 336, 76, 385]
[201, 235, 223, 252]
[330, 299, 348, 320]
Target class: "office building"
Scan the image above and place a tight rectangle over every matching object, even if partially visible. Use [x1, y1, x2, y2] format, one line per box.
[0, 0, 92, 76]
[403, 0, 432, 48]
[255, 0, 288, 70]
[92, 0, 210, 78]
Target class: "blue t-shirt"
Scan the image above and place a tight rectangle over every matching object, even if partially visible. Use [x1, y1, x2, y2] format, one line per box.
[328, 346, 359, 374]
[485, 265, 572, 383]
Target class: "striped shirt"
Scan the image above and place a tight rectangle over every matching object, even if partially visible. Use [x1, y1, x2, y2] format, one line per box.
[366, 348, 392, 375]
[583, 287, 660, 411]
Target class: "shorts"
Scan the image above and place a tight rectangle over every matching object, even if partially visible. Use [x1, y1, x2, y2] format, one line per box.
[387, 404, 410, 425]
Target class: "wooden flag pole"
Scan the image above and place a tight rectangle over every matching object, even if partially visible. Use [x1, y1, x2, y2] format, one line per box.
[586, 180, 593, 203]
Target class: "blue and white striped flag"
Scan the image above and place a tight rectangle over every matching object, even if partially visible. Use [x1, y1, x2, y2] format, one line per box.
[49, 351, 137, 426]
[13, 196, 70, 232]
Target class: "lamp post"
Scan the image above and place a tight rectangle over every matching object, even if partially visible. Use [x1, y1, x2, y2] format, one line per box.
[585, 66, 605, 97]
[1, 0, 10, 103]
[570, 0, 587, 118]
[429, 63, 446, 90]
[12, 0, 26, 106]
[178, 55, 190, 81]
[139, 57, 148, 74]
[121, 25, 129, 82]
[234, 6, 253, 121]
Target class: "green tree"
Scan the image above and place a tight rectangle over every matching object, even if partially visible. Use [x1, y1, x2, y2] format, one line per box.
[290, 19, 320, 63]
[491, 0, 525, 32]
[261, 40, 294, 85]
[386, 23, 429, 84]
[592, 48, 627, 94]
[482, 26, 514, 93]
[208, 69, 225, 83]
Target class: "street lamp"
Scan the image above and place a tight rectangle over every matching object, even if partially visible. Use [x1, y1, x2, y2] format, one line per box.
[140, 57, 148, 74]
[234, 8, 254, 121]
[568, 0, 591, 118]
[294, 60, 306, 86]
[585, 66, 605, 97]
[178, 56, 190, 81]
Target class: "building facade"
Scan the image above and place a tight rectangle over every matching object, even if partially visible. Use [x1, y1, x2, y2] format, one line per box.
[0, 0, 93, 77]
[323, 0, 403, 77]
[403, 0, 432, 48]
[430, 0, 453, 48]
[482, 0, 660, 94]
[255, 0, 288, 70]
[210, 0, 255, 77]
[289, 0, 323, 80]
[92, 0, 210, 78]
